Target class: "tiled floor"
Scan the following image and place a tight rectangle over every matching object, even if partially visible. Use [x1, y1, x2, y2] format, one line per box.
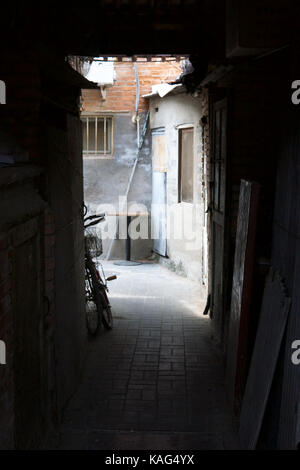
[53, 262, 238, 450]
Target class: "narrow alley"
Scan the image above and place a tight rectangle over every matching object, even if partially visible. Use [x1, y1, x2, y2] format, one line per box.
[1, 1, 300, 452]
[51, 263, 237, 450]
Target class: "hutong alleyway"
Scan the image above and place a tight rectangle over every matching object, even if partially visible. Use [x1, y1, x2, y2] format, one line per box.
[50, 263, 238, 450]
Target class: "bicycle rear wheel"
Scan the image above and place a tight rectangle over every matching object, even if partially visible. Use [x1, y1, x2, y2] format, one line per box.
[85, 264, 102, 336]
[93, 263, 113, 330]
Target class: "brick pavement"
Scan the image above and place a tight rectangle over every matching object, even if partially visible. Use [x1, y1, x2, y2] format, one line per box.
[51, 262, 239, 450]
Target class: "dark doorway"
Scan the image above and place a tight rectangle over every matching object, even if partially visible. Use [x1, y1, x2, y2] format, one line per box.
[210, 99, 227, 342]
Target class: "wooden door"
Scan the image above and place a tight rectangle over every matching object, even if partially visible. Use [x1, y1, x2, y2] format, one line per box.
[210, 99, 227, 340]
[152, 129, 167, 256]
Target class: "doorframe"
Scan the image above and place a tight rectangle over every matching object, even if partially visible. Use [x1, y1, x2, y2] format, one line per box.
[208, 91, 232, 347]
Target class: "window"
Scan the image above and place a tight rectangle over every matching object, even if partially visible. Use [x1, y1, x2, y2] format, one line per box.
[82, 116, 113, 157]
[178, 127, 194, 203]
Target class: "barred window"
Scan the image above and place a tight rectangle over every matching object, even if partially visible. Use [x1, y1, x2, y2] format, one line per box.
[82, 116, 113, 157]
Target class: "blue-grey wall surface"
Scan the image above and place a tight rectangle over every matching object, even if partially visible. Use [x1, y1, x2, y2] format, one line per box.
[83, 112, 152, 260]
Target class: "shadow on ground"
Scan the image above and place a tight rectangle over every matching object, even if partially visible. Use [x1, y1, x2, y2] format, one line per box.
[48, 262, 239, 450]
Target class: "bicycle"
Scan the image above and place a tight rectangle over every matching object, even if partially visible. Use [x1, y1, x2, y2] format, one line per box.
[84, 208, 116, 336]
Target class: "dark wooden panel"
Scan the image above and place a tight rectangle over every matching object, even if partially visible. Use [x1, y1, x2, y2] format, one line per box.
[239, 268, 291, 449]
[226, 179, 260, 411]
[210, 99, 227, 340]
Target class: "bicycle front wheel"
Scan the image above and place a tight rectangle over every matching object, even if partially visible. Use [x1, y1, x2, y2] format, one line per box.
[86, 299, 100, 336]
[98, 288, 113, 330]
[102, 303, 113, 330]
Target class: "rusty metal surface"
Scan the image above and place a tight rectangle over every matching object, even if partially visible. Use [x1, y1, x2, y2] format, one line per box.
[226, 180, 260, 410]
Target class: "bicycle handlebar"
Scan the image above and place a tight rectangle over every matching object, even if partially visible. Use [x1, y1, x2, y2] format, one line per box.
[84, 212, 106, 229]
[84, 212, 106, 222]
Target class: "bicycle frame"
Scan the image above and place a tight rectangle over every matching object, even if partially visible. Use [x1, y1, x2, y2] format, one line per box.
[84, 209, 116, 292]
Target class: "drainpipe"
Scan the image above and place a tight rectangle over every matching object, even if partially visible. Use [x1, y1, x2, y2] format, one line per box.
[124, 61, 140, 201]
[134, 61, 140, 150]
[105, 61, 142, 260]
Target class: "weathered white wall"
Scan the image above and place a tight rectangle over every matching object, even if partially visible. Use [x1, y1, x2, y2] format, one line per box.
[149, 92, 207, 285]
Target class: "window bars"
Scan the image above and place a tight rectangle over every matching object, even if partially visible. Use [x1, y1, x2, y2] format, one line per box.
[82, 116, 113, 157]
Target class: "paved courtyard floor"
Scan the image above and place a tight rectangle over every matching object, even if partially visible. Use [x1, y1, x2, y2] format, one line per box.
[52, 262, 239, 450]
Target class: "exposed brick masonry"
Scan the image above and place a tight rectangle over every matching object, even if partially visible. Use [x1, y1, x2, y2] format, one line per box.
[81, 61, 182, 113]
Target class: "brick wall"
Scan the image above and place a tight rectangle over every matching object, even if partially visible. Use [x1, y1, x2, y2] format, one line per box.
[0, 171, 48, 449]
[81, 60, 182, 113]
[0, 47, 50, 448]
[42, 111, 86, 420]
[43, 209, 57, 426]
[0, 43, 86, 448]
